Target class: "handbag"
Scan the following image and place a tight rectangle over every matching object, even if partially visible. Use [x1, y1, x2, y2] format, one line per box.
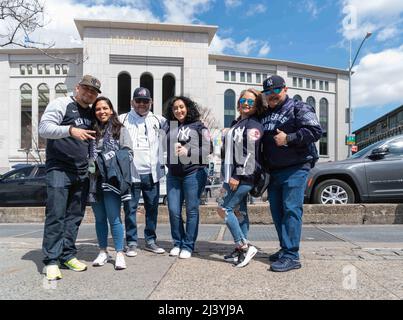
[249, 171, 270, 198]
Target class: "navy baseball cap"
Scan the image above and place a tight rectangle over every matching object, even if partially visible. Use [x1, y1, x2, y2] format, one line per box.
[133, 87, 151, 100]
[262, 75, 286, 93]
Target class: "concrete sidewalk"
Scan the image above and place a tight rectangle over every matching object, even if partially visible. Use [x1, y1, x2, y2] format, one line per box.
[0, 223, 403, 300]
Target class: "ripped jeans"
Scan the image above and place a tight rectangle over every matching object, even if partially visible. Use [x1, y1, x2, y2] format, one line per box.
[221, 183, 253, 246]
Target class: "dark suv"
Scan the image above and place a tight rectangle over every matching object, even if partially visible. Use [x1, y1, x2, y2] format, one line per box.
[0, 164, 46, 206]
[305, 134, 403, 204]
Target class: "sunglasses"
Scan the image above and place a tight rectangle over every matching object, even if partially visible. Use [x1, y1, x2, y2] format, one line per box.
[263, 87, 283, 95]
[134, 98, 150, 104]
[239, 98, 255, 106]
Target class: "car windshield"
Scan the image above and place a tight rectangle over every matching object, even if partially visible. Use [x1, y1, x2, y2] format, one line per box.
[349, 140, 386, 159]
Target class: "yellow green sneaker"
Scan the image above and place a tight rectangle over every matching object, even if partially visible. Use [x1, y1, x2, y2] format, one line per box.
[63, 258, 87, 272]
[46, 265, 62, 281]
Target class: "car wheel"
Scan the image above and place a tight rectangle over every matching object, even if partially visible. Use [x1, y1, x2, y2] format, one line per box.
[313, 179, 355, 204]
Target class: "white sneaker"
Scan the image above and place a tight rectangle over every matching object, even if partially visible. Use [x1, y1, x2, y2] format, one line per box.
[179, 250, 192, 259]
[169, 247, 181, 256]
[235, 245, 258, 268]
[115, 252, 127, 270]
[92, 251, 110, 267]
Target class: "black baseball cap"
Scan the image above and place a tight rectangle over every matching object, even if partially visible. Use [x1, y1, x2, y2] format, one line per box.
[262, 75, 286, 93]
[133, 87, 151, 100]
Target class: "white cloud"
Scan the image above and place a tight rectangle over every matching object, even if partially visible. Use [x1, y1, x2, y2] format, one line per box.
[162, 0, 213, 24]
[210, 35, 270, 57]
[209, 35, 235, 54]
[224, 0, 242, 8]
[352, 45, 403, 108]
[236, 37, 259, 55]
[258, 43, 271, 56]
[304, 0, 319, 18]
[246, 4, 267, 16]
[376, 26, 400, 42]
[341, 0, 403, 41]
[28, 0, 158, 47]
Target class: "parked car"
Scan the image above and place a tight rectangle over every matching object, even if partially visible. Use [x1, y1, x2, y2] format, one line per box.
[305, 134, 403, 204]
[0, 164, 47, 206]
[0, 164, 168, 206]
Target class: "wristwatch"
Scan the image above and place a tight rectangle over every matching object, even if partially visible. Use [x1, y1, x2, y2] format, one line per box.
[286, 134, 291, 144]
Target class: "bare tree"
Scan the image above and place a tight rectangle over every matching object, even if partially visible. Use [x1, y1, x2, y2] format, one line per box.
[0, 1, 87, 64]
[199, 105, 220, 131]
[0, 0, 52, 48]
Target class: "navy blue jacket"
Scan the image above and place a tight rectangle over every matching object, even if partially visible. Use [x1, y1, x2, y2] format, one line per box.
[96, 148, 132, 202]
[221, 116, 263, 185]
[166, 120, 212, 177]
[260, 96, 322, 171]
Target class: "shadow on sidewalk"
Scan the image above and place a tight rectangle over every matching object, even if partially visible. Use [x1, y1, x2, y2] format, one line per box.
[21, 238, 276, 275]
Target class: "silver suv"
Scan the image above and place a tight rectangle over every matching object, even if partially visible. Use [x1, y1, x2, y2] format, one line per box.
[305, 134, 403, 204]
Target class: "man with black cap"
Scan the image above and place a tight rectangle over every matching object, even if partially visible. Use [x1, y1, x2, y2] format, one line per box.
[260, 75, 322, 272]
[39, 75, 101, 280]
[119, 87, 167, 256]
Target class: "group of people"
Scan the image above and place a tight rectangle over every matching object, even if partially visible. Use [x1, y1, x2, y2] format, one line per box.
[38, 73, 322, 281]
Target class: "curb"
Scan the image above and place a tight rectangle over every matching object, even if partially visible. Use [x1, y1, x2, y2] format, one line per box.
[1, 204, 403, 224]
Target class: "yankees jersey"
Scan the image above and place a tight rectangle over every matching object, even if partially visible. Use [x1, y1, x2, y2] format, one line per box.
[260, 96, 322, 171]
[221, 116, 263, 185]
[166, 120, 212, 177]
[39, 96, 94, 174]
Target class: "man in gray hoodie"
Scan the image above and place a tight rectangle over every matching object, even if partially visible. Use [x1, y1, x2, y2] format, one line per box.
[39, 75, 100, 280]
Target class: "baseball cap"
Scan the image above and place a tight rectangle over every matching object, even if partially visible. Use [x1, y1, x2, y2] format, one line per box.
[79, 75, 101, 93]
[262, 75, 286, 93]
[133, 87, 151, 100]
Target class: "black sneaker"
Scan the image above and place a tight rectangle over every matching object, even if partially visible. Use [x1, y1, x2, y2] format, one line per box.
[269, 250, 283, 262]
[224, 249, 240, 263]
[270, 257, 301, 272]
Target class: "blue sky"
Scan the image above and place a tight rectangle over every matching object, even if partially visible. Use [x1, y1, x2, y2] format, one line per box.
[14, 0, 403, 130]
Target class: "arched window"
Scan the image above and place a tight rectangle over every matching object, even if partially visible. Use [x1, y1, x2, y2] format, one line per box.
[55, 83, 68, 98]
[20, 83, 32, 149]
[293, 95, 302, 102]
[306, 96, 316, 110]
[224, 89, 236, 127]
[162, 74, 175, 110]
[118, 72, 131, 115]
[140, 72, 154, 112]
[319, 98, 329, 156]
[38, 83, 49, 148]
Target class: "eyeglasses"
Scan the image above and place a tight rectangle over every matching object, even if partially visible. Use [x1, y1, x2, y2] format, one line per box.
[134, 98, 150, 104]
[239, 98, 255, 106]
[263, 87, 283, 95]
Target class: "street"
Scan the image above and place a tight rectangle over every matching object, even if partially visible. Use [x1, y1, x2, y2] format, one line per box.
[1, 223, 403, 300]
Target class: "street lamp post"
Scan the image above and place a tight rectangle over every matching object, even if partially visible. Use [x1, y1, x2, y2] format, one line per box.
[348, 32, 372, 156]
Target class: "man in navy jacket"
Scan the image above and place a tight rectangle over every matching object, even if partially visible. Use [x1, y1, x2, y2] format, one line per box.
[260, 75, 322, 272]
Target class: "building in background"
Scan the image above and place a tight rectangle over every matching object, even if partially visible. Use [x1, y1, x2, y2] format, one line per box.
[354, 104, 403, 151]
[0, 19, 349, 172]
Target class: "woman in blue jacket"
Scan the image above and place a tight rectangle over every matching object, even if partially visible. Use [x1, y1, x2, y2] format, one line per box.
[90, 97, 133, 270]
[164, 96, 212, 259]
[219, 88, 265, 267]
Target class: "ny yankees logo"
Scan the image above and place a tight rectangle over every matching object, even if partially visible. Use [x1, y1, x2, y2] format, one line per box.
[177, 127, 191, 141]
[266, 78, 273, 87]
[233, 127, 245, 144]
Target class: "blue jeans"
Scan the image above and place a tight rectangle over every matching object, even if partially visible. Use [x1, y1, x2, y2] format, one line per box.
[221, 183, 252, 245]
[268, 166, 309, 260]
[92, 191, 124, 252]
[123, 174, 160, 246]
[42, 169, 89, 265]
[167, 169, 207, 252]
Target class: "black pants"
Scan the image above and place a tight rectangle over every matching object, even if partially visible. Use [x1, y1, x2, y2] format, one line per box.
[42, 170, 89, 266]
